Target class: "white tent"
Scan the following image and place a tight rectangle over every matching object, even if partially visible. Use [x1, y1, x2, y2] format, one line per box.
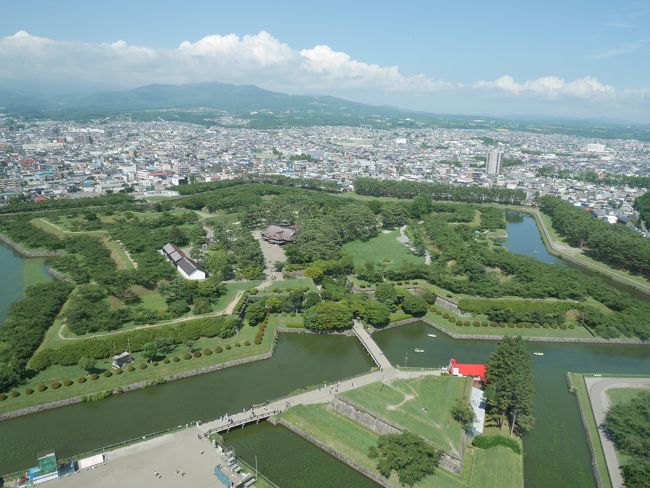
[77, 454, 105, 470]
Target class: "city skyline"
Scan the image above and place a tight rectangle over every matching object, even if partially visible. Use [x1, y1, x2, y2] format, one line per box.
[1, 0, 650, 122]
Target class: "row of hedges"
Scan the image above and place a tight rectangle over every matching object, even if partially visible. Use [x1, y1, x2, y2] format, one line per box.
[431, 307, 576, 329]
[30, 316, 239, 370]
[254, 322, 268, 345]
[458, 298, 576, 325]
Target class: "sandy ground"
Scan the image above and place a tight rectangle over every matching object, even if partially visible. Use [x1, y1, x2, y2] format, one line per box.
[47, 429, 236, 488]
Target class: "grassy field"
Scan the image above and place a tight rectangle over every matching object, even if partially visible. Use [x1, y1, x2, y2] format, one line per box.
[1, 321, 279, 415]
[282, 403, 521, 488]
[212, 281, 262, 312]
[470, 446, 522, 488]
[132, 286, 168, 311]
[266, 278, 316, 291]
[267, 313, 304, 328]
[606, 387, 649, 406]
[568, 373, 613, 488]
[343, 230, 424, 269]
[31, 218, 136, 270]
[341, 376, 470, 457]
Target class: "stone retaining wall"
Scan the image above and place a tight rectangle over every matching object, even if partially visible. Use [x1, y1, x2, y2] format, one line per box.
[278, 417, 396, 488]
[434, 297, 470, 317]
[331, 396, 462, 474]
[0, 232, 62, 258]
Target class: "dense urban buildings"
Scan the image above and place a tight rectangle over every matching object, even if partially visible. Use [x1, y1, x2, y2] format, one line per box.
[1, 118, 647, 233]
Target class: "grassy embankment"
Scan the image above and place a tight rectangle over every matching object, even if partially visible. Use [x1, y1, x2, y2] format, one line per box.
[567, 373, 614, 488]
[533, 210, 650, 295]
[39, 280, 261, 350]
[30, 217, 136, 271]
[0, 319, 279, 415]
[281, 375, 522, 488]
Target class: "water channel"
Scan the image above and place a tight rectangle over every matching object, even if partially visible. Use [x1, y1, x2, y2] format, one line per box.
[0, 211, 648, 487]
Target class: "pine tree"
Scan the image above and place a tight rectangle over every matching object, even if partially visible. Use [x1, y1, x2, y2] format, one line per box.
[485, 336, 535, 435]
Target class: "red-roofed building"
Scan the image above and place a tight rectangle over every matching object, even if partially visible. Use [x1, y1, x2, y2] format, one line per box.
[448, 358, 487, 383]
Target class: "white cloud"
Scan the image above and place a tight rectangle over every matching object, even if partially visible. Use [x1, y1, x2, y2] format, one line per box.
[473, 75, 616, 99]
[0, 30, 646, 120]
[591, 39, 649, 59]
[0, 30, 449, 94]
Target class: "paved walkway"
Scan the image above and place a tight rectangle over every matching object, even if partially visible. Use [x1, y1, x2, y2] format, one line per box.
[585, 376, 650, 488]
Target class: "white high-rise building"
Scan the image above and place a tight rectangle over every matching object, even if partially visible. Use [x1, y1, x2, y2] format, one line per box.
[486, 151, 502, 175]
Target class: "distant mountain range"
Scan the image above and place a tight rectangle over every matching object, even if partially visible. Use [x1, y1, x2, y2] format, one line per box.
[1, 82, 649, 140]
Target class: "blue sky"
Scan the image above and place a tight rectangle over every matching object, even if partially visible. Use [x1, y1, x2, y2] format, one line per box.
[1, 0, 650, 121]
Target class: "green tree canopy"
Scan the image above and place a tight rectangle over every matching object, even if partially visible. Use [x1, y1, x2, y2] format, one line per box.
[303, 301, 353, 331]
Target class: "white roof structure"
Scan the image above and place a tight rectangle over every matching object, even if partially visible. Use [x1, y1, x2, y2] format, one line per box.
[470, 386, 486, 435]
[77, 454, 105, 470]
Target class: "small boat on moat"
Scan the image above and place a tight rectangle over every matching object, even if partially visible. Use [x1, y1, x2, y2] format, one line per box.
[414, 348, 425, 353]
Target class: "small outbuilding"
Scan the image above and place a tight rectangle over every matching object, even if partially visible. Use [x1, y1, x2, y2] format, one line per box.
[448, 358, 487, 383]
[112, 351, 133, 369]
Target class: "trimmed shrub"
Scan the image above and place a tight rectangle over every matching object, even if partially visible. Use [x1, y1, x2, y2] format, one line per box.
[77, 377, 87, 384]
[138, 363, 147, 369]
[203, 348, 213, 356]
[234, 342, 241, 348]
[192, 351, 202, 358]
[163, 358, 171, 364]
[489, 322, 498, 328]
[473, 321, 480, 327]
[183, 352, 192, 360]
[225, 344, 232, 350]
[472, 435, 521, 454]
[568, 323, 575, 329]
[516, 323, 524, 328]
[115, 368, 123, 375]
[37, 384, 48, 392]
[0, 393, 6, 401]
[533, 322, 541, 328]
[50, 381, 62, 389]
[524, 322, 532, 328]
[214, 346, 223, 353]
[448, 316, 456, 323]
[153, 362, 159, 367]
[507, 322, 515, 328]
[90, 374, 99, 380]
[25, 387, 34, 395]
[442, 313, 450, 319]
[63, 379, 73, 386]
[173, 356, 180, 362]
[103, 370, 113, 378]
[127, 365, 135, 372]
[244, 340, 251, 346]
[9, 390, 20, 398]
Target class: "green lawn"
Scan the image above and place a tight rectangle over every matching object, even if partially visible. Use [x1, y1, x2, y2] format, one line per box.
[470, 446, 522, 488]
[341, 376, 469, 457]
[2, 322, 279, 415]
[281, 404, 466, 488]
[343, 230, 424, 268]
[606, 387, 649, 406]
[266, 278, 316, 292]
[133, 286, 168, 312]
[267, 313, 304, 328]
[212, 281, 262, 312]
[568, 373, 613, 488]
